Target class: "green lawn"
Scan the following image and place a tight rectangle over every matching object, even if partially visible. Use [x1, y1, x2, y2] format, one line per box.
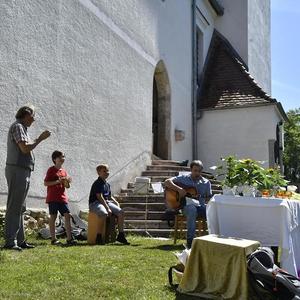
[0, 236, 186, 300]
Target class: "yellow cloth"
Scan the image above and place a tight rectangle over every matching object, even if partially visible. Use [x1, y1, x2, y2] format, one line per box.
[178, 235, 260, 300]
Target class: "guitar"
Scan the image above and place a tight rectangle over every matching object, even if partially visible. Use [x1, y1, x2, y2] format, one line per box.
[164, 185, 198, 209]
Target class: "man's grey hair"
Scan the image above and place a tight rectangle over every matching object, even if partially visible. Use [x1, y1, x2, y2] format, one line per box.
[15, 104, 35, 119]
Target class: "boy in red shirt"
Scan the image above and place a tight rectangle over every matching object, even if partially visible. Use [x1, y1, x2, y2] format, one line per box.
[44, 150, 77, 246]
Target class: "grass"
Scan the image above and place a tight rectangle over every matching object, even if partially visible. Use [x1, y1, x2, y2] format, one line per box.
[0, 235, 186, 300]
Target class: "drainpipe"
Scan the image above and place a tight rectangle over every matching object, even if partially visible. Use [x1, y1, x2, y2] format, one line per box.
[191, 0, 197, 159]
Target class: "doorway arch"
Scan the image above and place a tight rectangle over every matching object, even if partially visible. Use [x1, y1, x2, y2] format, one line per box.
[152, 60, 171, 159]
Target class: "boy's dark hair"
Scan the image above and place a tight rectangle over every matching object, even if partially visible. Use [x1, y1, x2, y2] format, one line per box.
[190, 160, 204, 171]
[52, 150, 64, 163]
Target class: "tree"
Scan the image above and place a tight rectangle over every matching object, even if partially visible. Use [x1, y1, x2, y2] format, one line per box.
[283, 108, 300, 183]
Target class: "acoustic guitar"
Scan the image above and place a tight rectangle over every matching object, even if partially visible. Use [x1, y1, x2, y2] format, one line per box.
[164, 185, 198, 209]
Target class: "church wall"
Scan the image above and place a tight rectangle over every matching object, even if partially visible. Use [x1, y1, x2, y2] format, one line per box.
[0, 0, 194, 209]
[197, 105, 283, 170]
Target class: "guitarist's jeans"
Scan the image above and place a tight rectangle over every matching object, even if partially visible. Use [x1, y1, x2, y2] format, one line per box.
[183, 204, 206, 244]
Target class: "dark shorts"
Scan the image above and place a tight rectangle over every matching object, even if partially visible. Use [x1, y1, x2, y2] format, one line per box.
[48, 202, 70, 216]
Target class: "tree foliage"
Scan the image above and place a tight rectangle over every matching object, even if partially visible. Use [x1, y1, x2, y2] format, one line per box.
[284, 108, 300, 183]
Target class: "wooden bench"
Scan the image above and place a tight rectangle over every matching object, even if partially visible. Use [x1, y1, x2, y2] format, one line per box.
[173, 214, 208, 244]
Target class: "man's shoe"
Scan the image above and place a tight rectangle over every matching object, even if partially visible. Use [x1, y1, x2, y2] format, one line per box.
[51, 239, 62, 246]
[3, 245, 23, 251]
[116, 232, 130, 245]
[66, 239, 78, 246]
[18, 242, 35, 249]
[186, 239, 193, 249]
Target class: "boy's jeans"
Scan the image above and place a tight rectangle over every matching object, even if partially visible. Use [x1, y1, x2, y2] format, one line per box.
[182, 203, 207, 244]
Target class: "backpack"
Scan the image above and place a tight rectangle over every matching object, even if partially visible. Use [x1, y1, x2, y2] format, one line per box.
[168, 263, 185, 288]
[39, 214, 87, 240]
[247, 247, 300, 300]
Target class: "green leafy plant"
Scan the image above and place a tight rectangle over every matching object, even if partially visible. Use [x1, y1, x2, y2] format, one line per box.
[213, 156, 288, 190]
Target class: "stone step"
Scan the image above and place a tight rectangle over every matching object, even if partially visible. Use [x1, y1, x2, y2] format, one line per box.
[116, 194, 164, 203]
[120, 202, 166, 210]
[132, 176, 220, 184]
[141, 170, 215, 179]
[117, 189, 221, 202]
[147, 165, 190, 171]
[152, 160, 187, 166]
[121, 188, 135, 194]
[142, 170, 179, 177]
[124, 228, 174, 238]
[125, 219, 171, 229]
[124, 210, 164, 220]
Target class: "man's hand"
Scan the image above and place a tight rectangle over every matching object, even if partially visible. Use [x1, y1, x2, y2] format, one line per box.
[38, 130, 51, 142]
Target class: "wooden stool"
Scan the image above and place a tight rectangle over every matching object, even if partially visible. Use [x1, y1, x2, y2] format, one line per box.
[105, 215, 117, 243]
[173, 214, 208, 244]
[87, 212, 106, 245]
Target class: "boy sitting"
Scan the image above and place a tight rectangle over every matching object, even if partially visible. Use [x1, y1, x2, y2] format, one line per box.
[89, 164, 130, 245]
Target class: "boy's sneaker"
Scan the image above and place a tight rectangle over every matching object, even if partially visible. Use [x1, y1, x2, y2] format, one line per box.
[51, 239, 62, 246]
[66, 239, 78, 246]
[116, 232, 130, 245]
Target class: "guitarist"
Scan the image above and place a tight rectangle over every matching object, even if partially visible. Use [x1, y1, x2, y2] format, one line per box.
[164, 160, 212, 249]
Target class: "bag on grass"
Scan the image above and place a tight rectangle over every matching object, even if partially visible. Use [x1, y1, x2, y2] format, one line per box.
[39, 214, 87, 240]
[247, 247, 300, 300]
[168, 263, 185, 288]
[38, 214, 65, 239]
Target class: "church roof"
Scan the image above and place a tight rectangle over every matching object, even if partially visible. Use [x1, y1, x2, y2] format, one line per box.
[198, 31, 287, 121]
[208, 0, 224, 16]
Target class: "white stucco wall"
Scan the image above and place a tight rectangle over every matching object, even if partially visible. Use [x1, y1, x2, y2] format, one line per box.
[215, 0, 249, 65]
[0, 0, 193, 209]
[215, 0, 271, 94]
[248, 0, 271, 94]
[196, 0, 217, 65]
[197, 105, 283, 170]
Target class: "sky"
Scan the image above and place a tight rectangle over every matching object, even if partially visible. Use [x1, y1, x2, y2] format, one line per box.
[271, 0, 300, 112]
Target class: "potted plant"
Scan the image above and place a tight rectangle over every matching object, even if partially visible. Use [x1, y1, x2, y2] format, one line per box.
[212, 156, 240, 195]
[212, 156, 289, 197]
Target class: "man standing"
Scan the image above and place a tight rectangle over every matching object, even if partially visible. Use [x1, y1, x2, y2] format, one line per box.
[4, 105, 51, 251]
[164, 160, 212, 249]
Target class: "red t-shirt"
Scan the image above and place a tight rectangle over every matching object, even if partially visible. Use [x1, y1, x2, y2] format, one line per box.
[44, 166, 68, 203]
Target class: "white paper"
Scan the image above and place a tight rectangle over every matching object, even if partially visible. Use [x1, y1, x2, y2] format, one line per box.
[174, 249, 191, 266]
[151, 182, 164, 194]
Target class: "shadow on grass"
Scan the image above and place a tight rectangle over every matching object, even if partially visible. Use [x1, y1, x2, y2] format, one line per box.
[164, 286, 206, 300]
[143, 244, 185, 251]
[106, 243, 140, 247]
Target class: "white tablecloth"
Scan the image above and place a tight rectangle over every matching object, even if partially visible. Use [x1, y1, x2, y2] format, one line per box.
[207, 195, 300, 276]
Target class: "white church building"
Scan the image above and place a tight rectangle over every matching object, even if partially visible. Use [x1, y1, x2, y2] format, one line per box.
[0, 0, 286, 208]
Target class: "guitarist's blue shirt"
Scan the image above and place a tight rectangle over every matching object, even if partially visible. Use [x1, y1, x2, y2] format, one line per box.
[173, 174, 212, 205]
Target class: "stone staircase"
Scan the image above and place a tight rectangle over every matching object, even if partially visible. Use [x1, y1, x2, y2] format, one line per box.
[115, 159, 222, 237]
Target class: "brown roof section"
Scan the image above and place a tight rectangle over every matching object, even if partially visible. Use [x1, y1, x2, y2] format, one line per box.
[198, 31, 277, 110]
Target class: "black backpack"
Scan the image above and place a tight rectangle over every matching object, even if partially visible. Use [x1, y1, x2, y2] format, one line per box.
[247, 247, 300, 300]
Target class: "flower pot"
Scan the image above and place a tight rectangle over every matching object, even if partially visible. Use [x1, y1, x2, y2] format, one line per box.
[242, 185, 256, 197]
[222, 186, 236, 196]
